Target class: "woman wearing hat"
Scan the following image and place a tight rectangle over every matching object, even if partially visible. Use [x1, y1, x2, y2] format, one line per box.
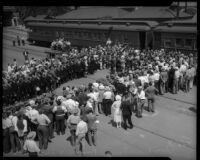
[23, 131, 40, 157]
[112, 95, 122, 128]
[67, 108, 81, 146]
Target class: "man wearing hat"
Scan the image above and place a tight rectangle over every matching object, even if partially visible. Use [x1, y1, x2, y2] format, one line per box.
[103, 86, 114, 116]
[145, 82, 159, 112]
[28, 100, 39, 132]
[136, 86, 146, 118]
[53, 98, 67, 135]
[174, 66, 180, 94]
[23, 131, 40, 157]
[67, 108, 81, 146]
[160, 67, 168, 94]
[85, 109, 98, 146]
[120, 89, 134, 130]
[98, 84, 105, 114]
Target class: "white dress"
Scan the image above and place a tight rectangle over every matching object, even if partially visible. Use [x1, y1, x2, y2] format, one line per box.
[112, 101, 122, 123]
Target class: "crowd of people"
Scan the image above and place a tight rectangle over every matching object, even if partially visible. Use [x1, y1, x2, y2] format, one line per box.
[51, 38, 71, 51]
[3, 40, 197, 156]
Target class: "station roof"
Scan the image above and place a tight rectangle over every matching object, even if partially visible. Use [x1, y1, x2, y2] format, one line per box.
[25, 15, 48, 21]
[120, 7, 192, 19]
[55, 7, 130, 19]
[163, 14, 197, 24]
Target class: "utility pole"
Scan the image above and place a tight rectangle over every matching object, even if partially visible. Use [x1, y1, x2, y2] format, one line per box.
[185, 1, 187, 12]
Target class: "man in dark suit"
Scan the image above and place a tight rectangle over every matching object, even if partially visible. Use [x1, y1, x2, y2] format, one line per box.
[120, 90, 134, 130]
[145, 82, 159, 112]
[160, 67, 168, 94]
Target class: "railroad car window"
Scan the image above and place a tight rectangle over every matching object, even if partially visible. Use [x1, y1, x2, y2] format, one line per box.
[175, 38, 184, 48]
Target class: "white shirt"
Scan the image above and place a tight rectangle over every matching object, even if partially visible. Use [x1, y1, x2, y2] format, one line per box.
[180, 64, 187, 74]
[76, 120, 88, 136]
[9, 115, 18, 131]
[93, 91, 99, 102]
[62, 99, 76, 111]
[87, 93, 96, 101]
[137, 90, 146, 100]
[29, 109, 39, 122]
[8, 66, 12, 73]
[86, 101, 93, 109]
[138, 76, 146, 86]
[52, 105, 67, 113]
[175, 70, 180, 79]
[153, 73, 160, 81]
[23, 140, 40, 153]
[103, 91, 113, 99]
[143, 75, 149, 83]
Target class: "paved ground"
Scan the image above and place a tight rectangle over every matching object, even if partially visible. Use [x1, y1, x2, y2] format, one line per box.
[3, 28, 196, 159]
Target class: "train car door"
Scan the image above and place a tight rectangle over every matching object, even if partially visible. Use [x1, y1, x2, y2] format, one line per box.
[139, 31, 146, 50]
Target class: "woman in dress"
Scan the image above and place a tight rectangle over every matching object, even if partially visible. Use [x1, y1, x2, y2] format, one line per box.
[111, 95, 122, 128]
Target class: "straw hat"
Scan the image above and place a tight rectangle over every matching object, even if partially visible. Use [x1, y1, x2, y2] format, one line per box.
[29, 100, 35, 106]
[99, 85, 105, 90]
[115, 95, 122, 101]
[138, 86, 143, 89]
[27, 131, 36, 140]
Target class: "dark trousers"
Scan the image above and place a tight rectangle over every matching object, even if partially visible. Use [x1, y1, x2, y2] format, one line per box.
[3, 128, 11, 153]
[159, 81, 165, 95]
[9, 131, 21, 152]
[185, 79, 190, 93]
[55, 117, 65, 135]
[103, 99, 112, 116]
[122, 114, 133, 130]
[70, 129, 76, 146]
[131, 95, 138, 112]
[48, 122, 54, 139]
[37, 125, 49, 150]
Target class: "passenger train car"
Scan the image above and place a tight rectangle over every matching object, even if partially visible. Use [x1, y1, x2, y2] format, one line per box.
[24, 7, 197, 53]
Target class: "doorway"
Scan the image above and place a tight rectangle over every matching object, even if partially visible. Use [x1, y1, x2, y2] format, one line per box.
[139, 32, 146, 50]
